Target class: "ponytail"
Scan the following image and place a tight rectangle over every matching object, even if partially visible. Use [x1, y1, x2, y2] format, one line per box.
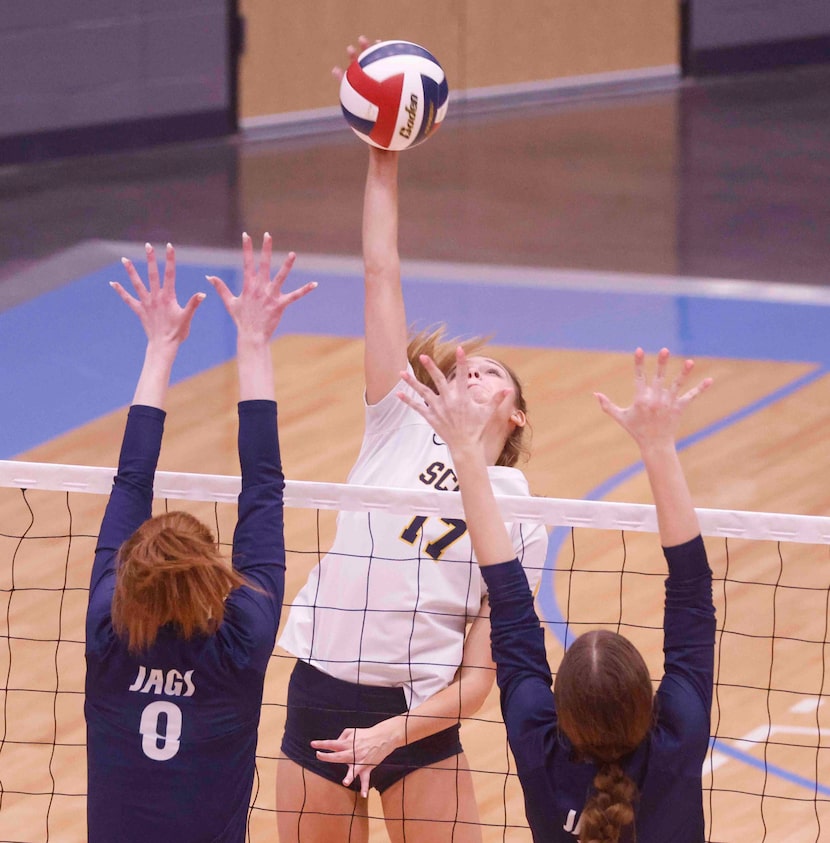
[578, 762, 638, 843]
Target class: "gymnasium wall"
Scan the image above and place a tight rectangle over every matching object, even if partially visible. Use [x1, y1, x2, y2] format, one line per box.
[239, 0, 679, 122]
[0, 1, 232, 163]
[2, 1, 677, 162]
[686, 0, 830, 74]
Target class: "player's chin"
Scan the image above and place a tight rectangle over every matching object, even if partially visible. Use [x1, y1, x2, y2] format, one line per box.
[467, 387, 490, 405]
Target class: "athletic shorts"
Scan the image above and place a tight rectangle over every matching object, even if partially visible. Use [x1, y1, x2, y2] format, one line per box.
[280, 659, 463, 794]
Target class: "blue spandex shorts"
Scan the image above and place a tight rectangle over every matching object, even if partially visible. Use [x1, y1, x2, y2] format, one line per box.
[280, 659, 463, 794]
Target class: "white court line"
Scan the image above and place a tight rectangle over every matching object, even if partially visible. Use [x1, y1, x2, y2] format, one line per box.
[5, 239, 830, 314]
[705, 698, 828, 776]
[94, 240, 830, 306]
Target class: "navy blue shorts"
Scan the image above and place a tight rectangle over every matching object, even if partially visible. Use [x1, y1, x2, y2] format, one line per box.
[280, 659, 463, 794]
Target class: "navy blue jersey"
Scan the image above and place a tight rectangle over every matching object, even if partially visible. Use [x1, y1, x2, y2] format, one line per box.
[85, 401, 285, 843]
[481, 535, 714, 843]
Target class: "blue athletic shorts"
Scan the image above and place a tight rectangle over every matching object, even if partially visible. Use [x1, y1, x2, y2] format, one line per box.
[280, 659, 463, 794]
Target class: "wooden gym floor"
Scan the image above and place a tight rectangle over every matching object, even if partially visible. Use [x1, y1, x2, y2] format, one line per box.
[1, 62, 830, 842]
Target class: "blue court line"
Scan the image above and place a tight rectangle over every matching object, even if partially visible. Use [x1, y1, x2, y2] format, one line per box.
[3, 257, 830, 457]
[709, 737, 830, 797]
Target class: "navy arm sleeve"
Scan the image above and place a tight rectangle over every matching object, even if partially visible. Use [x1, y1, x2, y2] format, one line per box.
[662, 535, 716, 719]
[220, 399, 286, 672]
[480, 560, 557, 757]
[87, 405, 165, 652]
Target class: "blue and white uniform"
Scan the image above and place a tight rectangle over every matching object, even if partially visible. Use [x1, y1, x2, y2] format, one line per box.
[279, 370, 548, 709]
[480, 535, 715, 843]
[85, 401, 285, 843]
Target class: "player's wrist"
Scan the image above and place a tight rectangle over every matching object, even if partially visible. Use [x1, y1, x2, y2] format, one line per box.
[381, 715, 409, 750]
[450, 441, 489, 482]
[236, 329, 271, 346]
[638, 439, 679, 462]
[144, 336, 181, 357]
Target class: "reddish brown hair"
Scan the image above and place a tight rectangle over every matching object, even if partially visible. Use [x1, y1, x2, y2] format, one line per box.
[407, 325, 530, 467]
[554, 630, 654, 843]
[112, 511, 247, 653]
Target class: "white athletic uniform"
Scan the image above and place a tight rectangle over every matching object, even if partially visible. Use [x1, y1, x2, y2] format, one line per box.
[279, 369, 548, 709]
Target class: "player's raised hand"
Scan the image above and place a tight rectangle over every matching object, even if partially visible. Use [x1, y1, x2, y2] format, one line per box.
[595, 347, 713, 449]
[332, 35, 371, 82]
[398, 346, 512, 455]
[206, 233, 316, 344]
[111, 242, 205, 347]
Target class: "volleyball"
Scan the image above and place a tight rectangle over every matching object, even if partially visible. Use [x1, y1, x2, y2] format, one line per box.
[338, 40, 449, 151]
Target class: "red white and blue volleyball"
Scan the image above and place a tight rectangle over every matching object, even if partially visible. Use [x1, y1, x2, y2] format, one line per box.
[339, 40, 449, 150]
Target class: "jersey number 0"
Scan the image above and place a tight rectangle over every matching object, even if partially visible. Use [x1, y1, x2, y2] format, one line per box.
[139, 700, 183, 761]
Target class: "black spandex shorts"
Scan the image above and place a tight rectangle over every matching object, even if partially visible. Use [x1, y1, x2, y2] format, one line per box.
[280, 659, 463, 794]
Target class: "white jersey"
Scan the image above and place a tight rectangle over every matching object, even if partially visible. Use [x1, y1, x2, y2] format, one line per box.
[278, 369, 548, 708]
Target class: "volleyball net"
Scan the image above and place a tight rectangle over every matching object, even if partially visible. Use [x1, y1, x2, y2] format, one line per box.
[2, 459, 829, 843]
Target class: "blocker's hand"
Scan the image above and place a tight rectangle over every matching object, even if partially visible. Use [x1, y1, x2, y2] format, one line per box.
[595, 347, 713, 449]
[111, 242, 204, 347]
[398, 346, 511, 455]
[206, 232, 316, 344]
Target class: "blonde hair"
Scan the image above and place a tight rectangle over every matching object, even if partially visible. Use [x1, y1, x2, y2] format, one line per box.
[112, 511, 248, 653]
[407, 325, 530, 467]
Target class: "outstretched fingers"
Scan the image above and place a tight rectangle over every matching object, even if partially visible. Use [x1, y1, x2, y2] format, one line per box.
[258, 232, 273, 289]
[594, 391, 625, 425]
[397, 371, 444, 433]
[162, 242, 176, 294]
[333, 36, 371, 81]
[119, 256, 149, 302]
[422, 351, 452, 394]
[449, 345, 469, 390]
[270, 250, 316, 310]
[669, 357, 695, 398]
[270, 250, 296, 292]
[109, 278, 142, 316]
[665, 355, 713, 408]
[400, 368, 438, 405]
[241, 232, 255, 292]
[145, 242, 161, 292]
[653, 346, 670, 387]
[182, 291, 207, 323]
[349, 36, 370, 61]
[112, 242, 205, 344]
[280, 279, 317, 307]
[679, 375, 714, 407]
[205, 273, 233, 308]
[633, 347, 647, 395]
[601, 347, 714, 445]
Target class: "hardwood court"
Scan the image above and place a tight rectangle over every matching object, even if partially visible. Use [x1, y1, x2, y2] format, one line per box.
[2, 334, 830, 842]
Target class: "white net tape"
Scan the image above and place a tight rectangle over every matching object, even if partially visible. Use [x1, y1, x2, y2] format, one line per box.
[3, 459, 829, 543]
